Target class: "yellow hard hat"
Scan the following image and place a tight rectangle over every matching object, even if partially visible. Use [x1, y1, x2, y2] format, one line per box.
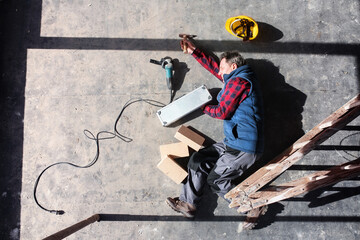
[225, 15, 259, 41]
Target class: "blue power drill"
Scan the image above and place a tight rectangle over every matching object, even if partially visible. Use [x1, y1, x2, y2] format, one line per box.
[150, 57, 173, 90]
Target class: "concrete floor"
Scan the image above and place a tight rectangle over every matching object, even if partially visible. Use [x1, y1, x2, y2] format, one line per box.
[1, 0, 360, 239]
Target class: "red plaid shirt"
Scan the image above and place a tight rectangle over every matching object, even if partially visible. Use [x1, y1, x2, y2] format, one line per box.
[192, 48, 251, 120]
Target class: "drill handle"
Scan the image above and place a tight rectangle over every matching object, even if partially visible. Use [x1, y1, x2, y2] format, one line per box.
[149, 59, 163, 65]
[164, 62, 173, 90]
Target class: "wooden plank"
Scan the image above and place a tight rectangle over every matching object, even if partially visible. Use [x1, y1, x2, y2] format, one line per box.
[232, 158, 360, 213]
[225, 94, 360, 201]
[43, 214, 100, 240]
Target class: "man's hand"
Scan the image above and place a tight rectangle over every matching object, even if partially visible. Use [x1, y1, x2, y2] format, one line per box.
[180, 38, 195, 54]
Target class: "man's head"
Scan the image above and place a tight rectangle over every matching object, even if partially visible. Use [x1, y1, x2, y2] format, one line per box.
[218, 51, 246, 79]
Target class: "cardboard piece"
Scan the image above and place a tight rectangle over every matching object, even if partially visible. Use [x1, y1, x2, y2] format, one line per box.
[159, 142, 189, 160]
[174, 125, 205, 151]
[157, 126, 206, 184]
[157, 156, 188, 184]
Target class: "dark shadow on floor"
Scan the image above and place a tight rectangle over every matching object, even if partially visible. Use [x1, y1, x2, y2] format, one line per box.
[0, 0, 29, 239]
[233, 59, 307, 186]
[252, 22, 283, 42]
[99, 213, 247, 222]
[306, 185, 360, 208]
[171, 58, 189, 102]
[253, 201, 360, 230]
[98, 212, 360, 223]
[195, 185, 220, 220]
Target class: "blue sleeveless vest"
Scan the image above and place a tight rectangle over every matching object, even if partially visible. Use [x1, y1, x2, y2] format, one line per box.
[218, 65, 264, 153]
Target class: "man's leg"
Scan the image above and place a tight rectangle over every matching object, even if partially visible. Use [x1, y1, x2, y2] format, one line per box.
[206, 148, 261, 202]
[166, 142, 225, 217]
[179, 142, 226, 205]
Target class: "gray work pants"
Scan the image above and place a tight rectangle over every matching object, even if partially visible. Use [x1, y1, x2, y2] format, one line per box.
[179, 142, 261, 206]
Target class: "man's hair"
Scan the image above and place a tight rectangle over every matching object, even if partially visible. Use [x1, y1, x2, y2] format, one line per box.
[220, 51, 246, 67]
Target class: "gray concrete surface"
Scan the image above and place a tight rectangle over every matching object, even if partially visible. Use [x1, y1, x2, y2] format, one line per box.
[1, 0, 360, 239]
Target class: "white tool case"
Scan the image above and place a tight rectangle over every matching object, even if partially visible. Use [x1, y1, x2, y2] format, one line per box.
[156, 85, 212, 126]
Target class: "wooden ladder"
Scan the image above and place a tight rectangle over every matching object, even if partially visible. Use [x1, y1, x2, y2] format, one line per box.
[225, 94, 360, 215]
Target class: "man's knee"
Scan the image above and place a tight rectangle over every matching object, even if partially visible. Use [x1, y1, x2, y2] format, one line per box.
[206, 171, 221, 193]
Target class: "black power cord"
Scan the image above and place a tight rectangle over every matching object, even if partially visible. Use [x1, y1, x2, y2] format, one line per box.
[33, 98, 166, 215]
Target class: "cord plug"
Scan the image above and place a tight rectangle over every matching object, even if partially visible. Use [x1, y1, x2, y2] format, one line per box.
[50, 210, 65, 215]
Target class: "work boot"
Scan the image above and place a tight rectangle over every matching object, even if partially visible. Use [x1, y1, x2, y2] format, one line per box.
[166, 197, 196, 218]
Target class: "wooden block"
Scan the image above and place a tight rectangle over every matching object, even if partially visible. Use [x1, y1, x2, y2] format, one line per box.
[174, 125, 205, 151]
[157, 156, 188, 184]
[159, 142, 189, 160]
